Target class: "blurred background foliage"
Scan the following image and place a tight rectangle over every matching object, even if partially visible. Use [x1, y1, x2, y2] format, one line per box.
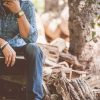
[32, 0, 45, 13]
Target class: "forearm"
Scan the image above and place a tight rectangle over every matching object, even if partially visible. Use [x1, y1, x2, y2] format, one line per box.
[17, 14, 31, 39]
[16, 8, 38, 43]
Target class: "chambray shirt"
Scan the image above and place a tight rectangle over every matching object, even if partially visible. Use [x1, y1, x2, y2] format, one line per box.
[0, 0, 38, 47]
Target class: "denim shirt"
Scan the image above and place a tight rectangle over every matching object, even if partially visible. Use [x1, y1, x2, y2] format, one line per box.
[0, 0, 38, 47]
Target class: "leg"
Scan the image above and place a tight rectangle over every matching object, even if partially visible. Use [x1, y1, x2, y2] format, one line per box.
[24, 43, 44, 100]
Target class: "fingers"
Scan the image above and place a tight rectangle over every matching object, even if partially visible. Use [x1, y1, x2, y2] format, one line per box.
[5, 51, 16, 67]
[2, 43, 16, 67]
[6, 54, 12, 67]
[3, 0, 19, 7]
[3, 0, 18, 4]
[5, 56, 8, 65]
[3, 1, 14, 8]
[3, 0, 20, 14]
[11, 52, 16, 67]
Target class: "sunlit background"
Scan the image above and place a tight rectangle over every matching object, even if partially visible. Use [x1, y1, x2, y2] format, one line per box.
[32, 0, 70, 49]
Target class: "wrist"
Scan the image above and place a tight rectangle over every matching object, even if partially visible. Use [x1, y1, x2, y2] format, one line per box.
[15, 9, 25, 18]
[0, 38, 6, 47]
[0, 42, 8, 51]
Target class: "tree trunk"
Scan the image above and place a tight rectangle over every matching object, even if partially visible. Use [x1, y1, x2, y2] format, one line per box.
[68, 0, 99, 73]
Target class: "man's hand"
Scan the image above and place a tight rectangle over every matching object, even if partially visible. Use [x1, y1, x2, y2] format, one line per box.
[3, 0, 21, 14]
[2, 44, 16, 67]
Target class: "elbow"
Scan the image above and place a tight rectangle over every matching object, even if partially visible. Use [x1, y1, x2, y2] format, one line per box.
[20, 28, 30, 39]
[22, 26, 38, 43]
[22, 31, 38, 43]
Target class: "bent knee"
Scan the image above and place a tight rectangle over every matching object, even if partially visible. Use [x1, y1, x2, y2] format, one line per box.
[25, 43, 41, 57]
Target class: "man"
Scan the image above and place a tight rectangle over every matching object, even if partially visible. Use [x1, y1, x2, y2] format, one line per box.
[0, 0, 43, 100]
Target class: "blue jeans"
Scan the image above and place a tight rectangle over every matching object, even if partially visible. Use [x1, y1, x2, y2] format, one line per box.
[23, 43, 44, 100]
[0, 43, 44, 100]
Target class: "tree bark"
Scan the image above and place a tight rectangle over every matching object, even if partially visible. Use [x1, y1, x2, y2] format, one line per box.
[68, 0, 99, 72]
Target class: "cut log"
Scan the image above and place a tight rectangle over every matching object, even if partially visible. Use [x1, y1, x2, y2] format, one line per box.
[59, 52, 83, 70]
[50, 38, 66, 52]
[43, 70, 97, 100]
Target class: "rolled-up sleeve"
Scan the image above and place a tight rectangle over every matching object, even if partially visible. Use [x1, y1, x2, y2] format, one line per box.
[21, 1, 38, 43]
